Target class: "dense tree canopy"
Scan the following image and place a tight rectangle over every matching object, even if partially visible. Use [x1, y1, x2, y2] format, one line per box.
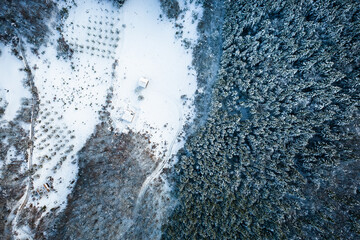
[0, 0, 55, 47]
[163, 0, 360, 239]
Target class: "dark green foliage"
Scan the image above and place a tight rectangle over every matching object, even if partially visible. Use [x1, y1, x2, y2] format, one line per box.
[163, 0, 360, 239]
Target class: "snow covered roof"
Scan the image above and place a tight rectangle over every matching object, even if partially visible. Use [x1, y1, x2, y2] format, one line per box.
[122, 110, 135, 122]
[138, 77, 149, 88]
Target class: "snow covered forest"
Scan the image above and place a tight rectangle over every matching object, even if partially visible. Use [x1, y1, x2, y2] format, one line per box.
[0, 0, 359, 239]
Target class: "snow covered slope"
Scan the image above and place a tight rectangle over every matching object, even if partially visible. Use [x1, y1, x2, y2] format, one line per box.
[3, 0, 202, 238]
[28, 0, 121, 215]
[0, 44, 30, 122]
[110, 0, 202, 157]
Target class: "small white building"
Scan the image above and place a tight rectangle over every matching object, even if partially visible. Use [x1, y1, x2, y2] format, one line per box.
[138, 77, 149, 88]
[122, 110, 135, 122]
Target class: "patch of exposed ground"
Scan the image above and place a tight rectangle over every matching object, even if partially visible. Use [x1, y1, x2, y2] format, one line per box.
[44, 121, 162, 239]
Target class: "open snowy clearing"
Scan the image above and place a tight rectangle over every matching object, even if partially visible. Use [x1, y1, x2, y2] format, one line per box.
[1, 0, 202, 237]
[110, 0, 201, 157]
[0, 44, 30, 122]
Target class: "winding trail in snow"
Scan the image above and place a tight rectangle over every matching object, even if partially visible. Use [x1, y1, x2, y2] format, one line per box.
[5, 34, 37, 240]
[132, 91, 184, 217]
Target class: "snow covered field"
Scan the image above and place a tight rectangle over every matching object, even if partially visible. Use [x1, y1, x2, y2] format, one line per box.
[0, 44, 30, 122]
[1, 0, 202, 237]
[27, 0, 121, 215]
[110, 0, 202, 157]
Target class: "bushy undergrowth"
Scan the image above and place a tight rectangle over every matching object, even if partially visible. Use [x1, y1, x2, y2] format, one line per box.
[163, 0, 360, 239]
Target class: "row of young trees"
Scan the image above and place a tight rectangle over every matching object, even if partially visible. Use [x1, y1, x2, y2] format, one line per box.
[163, 0, 360, 239]
[0, 0, 124, 49]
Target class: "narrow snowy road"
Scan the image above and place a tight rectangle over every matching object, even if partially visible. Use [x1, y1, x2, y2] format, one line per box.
[112, 0, 200, 221]
[8, 36, 37, 240]
[11, 101, 35, 238]
[132, 94, 184, 216]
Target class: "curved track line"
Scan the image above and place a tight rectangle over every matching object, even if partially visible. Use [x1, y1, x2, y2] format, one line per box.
[5, 36, 37, 240]
[132, 92, 184, 216]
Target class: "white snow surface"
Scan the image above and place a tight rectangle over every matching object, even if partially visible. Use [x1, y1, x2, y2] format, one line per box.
[8, 0, 202, 231]
[110, 0, 202, 157]
[28, 0, 121, 214]
[0, 44, 30, 122]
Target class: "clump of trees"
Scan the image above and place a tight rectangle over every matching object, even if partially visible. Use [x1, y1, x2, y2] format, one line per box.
[44, 125, 158, 239]
[56, 36, 73, 59]
[0, 0, 55, 47]
[191, 0, 225, 131]
[0, 95, 7, 118]
[159, 0, 181, 20]
[0, 121, 30, 237]
[112, 0, 126, 7]
[163, 0, 360, 239]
